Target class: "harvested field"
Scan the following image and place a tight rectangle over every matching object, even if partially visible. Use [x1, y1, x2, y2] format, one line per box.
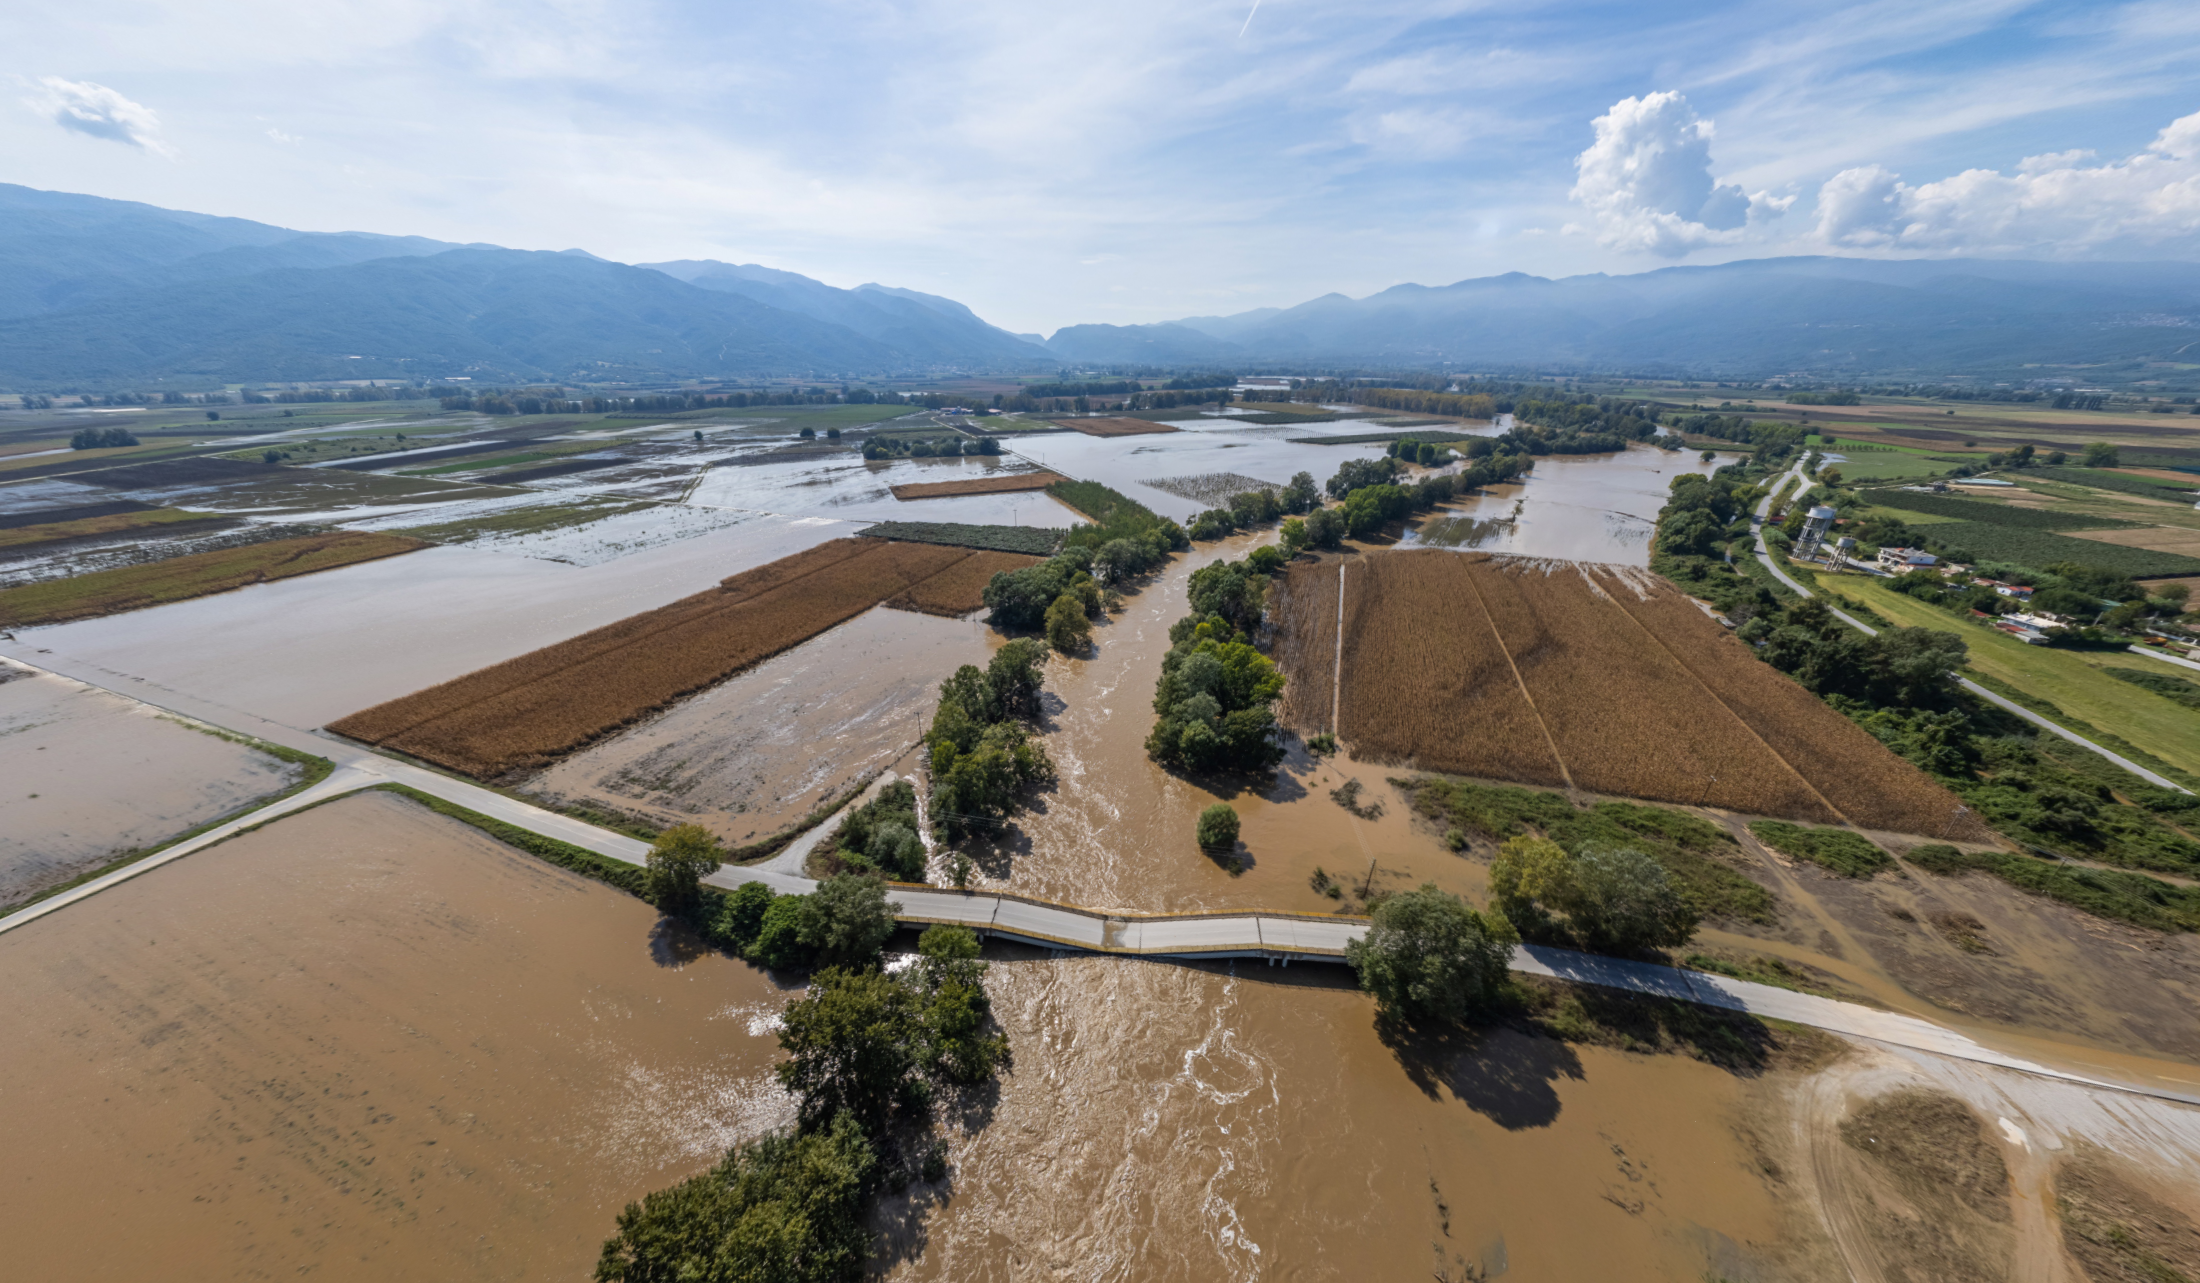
[1060, 417, 1178, 437]
[1271, 550, 1982, 835]
[329, 537, 984, 777]
[888, 470, 1064, 500]
[884, 549, 1040, 616]
[0, 530, 427, 628]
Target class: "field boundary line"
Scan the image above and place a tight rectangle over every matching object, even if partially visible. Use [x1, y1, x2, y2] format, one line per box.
[1459, 561, 1575, 790]
[1601, 583, 1857, 829]
[1331, 561, 1345, 734]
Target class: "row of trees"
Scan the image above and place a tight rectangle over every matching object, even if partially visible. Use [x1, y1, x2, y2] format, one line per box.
[598, 905, 1007, 1280]
[862, 435, 1001, 459]
[927, 641, 1056, 835]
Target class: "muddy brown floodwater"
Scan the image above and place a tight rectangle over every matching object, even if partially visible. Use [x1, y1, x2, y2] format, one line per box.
[523, 605, 993, 844]
[0, 791, 797, 1282]
[880, 953, 1832, 1282]
[0, 665, 299, 907]
[975, 531, 1480, 916]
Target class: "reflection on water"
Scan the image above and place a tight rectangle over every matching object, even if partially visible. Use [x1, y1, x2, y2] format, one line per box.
[1401, 445, 1731, 567]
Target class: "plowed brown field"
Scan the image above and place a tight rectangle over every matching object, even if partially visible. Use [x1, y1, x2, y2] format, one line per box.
[329, 538, 977, 777]
[886, 549, 1041, 616]
[1060, 417, 1178, 437]
[888, 471, 1065, 500]
[1271, 550, 1978, 835]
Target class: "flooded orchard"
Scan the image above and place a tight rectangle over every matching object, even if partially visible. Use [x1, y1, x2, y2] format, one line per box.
[0, 792, 797, 1281]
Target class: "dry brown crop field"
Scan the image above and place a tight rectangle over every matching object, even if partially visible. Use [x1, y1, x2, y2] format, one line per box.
[888, 471, 1066, 500]
[1267, 562, 1339, 733]
[0, 530, 426, 628]
[1059, 417, 1179, 437]
[885, 549, 1040, 616]
[329, 538, 982, 777]
[1272, 550, 1980, 835]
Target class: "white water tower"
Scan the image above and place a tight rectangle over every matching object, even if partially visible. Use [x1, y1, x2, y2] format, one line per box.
[1796, 505, 1837, 557]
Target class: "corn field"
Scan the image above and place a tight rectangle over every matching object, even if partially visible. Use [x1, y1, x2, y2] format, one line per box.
[1271, 549, 1985, 837]
[885, 549, 1040, 617]
[330, 538, 984, 778]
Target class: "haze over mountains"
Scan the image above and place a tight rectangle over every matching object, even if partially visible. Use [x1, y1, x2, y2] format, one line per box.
[4, 182, 2199, 388]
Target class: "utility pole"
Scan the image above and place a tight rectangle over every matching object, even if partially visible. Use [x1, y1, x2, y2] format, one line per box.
[1361, 857, 1378, 899]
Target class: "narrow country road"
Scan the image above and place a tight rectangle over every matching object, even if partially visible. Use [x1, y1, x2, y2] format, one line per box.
[3, 650, 2196, 1106]
[1745, 463, 2190, 793]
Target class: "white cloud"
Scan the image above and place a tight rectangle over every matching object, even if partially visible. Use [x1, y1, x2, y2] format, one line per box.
[1570, 91, 1775, 257]
[24, 76, 170, 154]
[1815, 108, 2200, 252]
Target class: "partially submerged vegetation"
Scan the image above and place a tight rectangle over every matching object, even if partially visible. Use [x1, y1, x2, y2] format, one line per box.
[1148, 554, 1289, 773]
[1399, 778, 1776, 925]
[857, 520, 1063, 556]
[0, 529, 426, 627]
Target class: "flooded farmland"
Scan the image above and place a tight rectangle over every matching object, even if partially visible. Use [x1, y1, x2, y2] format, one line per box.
[0, 664, 299, 907]
[523, 605, 992, 844]
[13, 407, 2200, 1280]
[0, 792, 798, 1282]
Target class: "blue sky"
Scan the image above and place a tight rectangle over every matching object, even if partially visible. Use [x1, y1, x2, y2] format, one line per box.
[8, 0, 2200, 334]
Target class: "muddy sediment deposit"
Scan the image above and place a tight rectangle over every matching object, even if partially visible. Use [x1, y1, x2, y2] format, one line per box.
[524, 606, 989, 844]
[0, 791, 796, 1281]
[1267, 550, 1988, 838]
[0, 666, 300, 906]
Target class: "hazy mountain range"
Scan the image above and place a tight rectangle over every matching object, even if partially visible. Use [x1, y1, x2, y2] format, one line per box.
[4, 183, 2198, 388]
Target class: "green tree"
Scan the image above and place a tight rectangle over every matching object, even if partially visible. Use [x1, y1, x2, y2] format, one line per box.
[644, 824, 722, 919]
[750, 894, 814, 969]
[804, 873, 898, 970]
[2081, 441, 2120, 467]
[1303, 506, 1344, 549]
[593, 1114, 875, 1283]
[1278, 517, 1309, 557]
[776, 967, 924, 1132]
[912, 925, 1004, 1083]
[1195, 803, 1240, 850]
[1344, 884, 1515, 1026]
[709, 881, 776, 953]
[1490, 838, 1697, 954]
[1044, 592, 1091, 653]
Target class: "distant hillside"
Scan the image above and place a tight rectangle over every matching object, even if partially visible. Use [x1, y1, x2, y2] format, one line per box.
[0, 248, 905, 386]
[1043, 321, 1245, 364]
[644, 259, 1050, 366]
[1153, 258, 2200, 377]
[0, 185, 1045, 388]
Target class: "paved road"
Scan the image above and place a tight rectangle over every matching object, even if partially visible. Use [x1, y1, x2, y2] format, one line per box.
[1745, 471, 2191, 793]
[6, 652, 2197, 1104]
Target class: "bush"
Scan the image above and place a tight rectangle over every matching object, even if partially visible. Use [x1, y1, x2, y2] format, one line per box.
[1195, 803, 1240, 850]
[643, 823, 722, 918]
[1344, 884, 1516, 1026]
[750, 893, 814, 969]
[1747, 821, 1892, 878]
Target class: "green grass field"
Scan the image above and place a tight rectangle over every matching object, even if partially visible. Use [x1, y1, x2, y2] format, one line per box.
[1820, 576, 2200, 778]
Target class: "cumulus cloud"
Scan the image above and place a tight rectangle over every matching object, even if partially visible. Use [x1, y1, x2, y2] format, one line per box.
[25, 77, 170, 154]
[1816, 109, 2200, 253]
[1571, 91, 1779, 257]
